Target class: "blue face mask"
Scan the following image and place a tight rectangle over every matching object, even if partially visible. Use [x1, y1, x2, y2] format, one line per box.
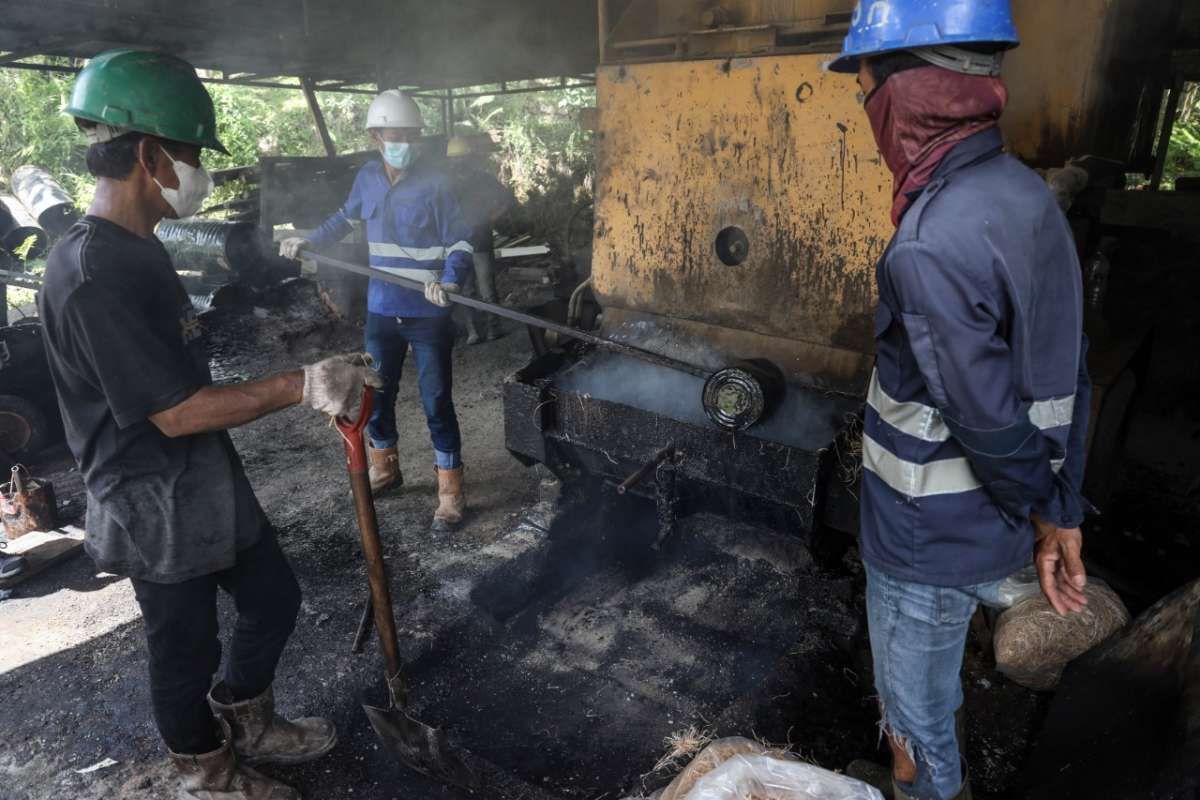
[382, 141, 415, 170]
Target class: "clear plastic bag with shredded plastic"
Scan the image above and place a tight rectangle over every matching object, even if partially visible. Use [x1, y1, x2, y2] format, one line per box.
[677, 752, 884, 800]
[631, 738, 883, 800]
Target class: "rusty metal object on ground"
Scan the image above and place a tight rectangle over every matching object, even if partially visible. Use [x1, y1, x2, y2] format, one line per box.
[334, 387, 478, 790]
[1, 465, 57, 539]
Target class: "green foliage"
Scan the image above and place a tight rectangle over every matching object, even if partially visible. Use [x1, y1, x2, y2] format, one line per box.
[1163, 83, 1200, 188]
[452, 83, 596, 247]
[453, 83, 595, 201]
[0, 60, 93, 204]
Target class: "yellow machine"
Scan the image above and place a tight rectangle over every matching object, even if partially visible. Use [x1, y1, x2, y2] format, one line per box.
[505, 0, 1189, 536]
[592, 0, 1181, 393]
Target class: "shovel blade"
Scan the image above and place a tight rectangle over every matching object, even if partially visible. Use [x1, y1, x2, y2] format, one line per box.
[363, 700, 479, 791]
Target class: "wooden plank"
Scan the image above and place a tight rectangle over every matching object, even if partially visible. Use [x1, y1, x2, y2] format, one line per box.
[0, 525, 85, 589]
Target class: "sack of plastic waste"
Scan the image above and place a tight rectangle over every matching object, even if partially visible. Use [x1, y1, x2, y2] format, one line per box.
[649, 737, 883, 800]
[994, 581, 1130, 691]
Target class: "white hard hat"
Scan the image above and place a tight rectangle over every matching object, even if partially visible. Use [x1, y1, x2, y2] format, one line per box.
[366, 90, 424, 130]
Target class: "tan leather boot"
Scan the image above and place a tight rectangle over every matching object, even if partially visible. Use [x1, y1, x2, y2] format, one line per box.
[368, 444, 402, 494]
[431, 466, 466, 531]
[170, 719, 299, 800]
[207, 682, 336, 767]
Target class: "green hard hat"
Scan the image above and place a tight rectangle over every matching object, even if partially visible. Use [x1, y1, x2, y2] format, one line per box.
[65, 49, 228, 154]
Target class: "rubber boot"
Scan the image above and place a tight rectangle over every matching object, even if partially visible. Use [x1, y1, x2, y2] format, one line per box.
[465, 311, 482, 345]
[368, 445, 402, 494]
[483, 312, 503, 342]
[207, 682, 336, 767]
[431, 466, 466, 531]
[890, 762, 972, 800]
[170, 719, 299, 800]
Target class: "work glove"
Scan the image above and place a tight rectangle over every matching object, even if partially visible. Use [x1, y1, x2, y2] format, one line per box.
[302, 353, 384, 419]
[424, 281, 459, 308]
[279, 237, 310, 260]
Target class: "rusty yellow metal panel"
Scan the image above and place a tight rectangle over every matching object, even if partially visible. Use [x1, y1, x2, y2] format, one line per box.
[593, 55, 892, 368]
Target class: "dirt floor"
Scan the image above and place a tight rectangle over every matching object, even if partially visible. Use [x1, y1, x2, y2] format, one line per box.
[0, 274, 1184, 800]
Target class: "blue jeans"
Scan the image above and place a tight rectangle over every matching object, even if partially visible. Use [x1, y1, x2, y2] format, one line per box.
[864, 562, 1006, 800]
[364, 312, 461, 469]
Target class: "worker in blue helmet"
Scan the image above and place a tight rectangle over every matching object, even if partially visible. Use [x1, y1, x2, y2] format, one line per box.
[829, 3, 1093, 800]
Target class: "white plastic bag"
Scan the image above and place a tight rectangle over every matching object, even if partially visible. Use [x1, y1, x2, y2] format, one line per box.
[995, 565, 1043, 608]
[680, 752, 884, 800]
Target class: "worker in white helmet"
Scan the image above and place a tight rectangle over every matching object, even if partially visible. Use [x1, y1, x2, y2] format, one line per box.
[280, 90, 474, 530]
[445, 134, 515, 343]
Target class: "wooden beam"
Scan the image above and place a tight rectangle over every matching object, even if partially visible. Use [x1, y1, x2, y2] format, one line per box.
[1151, 77, 1185, 190]
[300, 77, 337, 158]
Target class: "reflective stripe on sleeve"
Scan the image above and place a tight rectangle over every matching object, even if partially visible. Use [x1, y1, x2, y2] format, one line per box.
[863, 431, 1067, 499]
[867, 371, 950, 443]
[868, 370, 1075, 439]
[862, 433, 983, 496]
[447, 240, 474, 255]
[369, 242, 450, 261]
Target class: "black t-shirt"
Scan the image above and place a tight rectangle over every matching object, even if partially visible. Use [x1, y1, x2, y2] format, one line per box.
[38, 216, 267, 583]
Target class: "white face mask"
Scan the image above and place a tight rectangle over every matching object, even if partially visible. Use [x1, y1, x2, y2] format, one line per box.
[154, 145, 214, 219]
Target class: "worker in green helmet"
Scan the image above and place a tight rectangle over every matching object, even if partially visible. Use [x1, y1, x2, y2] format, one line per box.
[38, 50, 380, 800]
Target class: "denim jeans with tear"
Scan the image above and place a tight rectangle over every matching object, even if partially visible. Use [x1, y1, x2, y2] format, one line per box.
[364, 312, 462, 468]
[865, 562, 1007, 800]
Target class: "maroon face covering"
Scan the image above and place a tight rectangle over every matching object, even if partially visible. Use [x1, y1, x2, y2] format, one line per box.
[865, 66, 1008, 226]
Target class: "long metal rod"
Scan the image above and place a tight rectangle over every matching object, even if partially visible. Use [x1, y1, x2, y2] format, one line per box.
[306, 251, 709, 378]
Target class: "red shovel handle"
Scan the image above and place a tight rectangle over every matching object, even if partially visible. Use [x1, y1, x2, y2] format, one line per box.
[335, 386, 376, 474]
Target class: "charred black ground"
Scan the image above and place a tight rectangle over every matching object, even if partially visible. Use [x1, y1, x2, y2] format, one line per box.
[1, 276, 1195, 799]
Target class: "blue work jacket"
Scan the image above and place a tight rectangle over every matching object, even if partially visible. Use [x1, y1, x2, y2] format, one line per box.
[307, 158, 474, 317]
[861, 128, 1092, 587]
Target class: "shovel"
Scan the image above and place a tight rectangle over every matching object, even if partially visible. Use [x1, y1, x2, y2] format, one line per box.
[335, 386, 479, 791]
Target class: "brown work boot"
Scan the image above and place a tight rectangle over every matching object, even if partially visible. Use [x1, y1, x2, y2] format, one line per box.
[207, 682, 336, 767]
[170, 720, 299, 799]
[431, 466, 466, 531]
[368, 444, 402, 494]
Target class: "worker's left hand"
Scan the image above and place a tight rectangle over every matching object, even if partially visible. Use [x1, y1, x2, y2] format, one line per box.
[424, 281, 459, 308]
[302, 353, 385, 418]
[1032, 516, 1088, 616]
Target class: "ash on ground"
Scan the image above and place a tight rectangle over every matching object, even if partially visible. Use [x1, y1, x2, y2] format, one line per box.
[1, 279, 1042, 800]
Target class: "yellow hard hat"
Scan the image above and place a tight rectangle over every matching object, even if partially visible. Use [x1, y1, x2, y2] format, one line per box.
[446, 135, 474, 159]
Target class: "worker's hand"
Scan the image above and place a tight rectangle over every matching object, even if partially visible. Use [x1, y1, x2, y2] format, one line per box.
[302, 353, 384, 418]
[424, 281, 459, 308]
[279, 237, 310, 260]
[1033, 516, 1088, 616]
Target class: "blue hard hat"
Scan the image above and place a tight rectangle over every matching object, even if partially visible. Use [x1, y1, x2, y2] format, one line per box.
[827, 0, 1020, 73]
